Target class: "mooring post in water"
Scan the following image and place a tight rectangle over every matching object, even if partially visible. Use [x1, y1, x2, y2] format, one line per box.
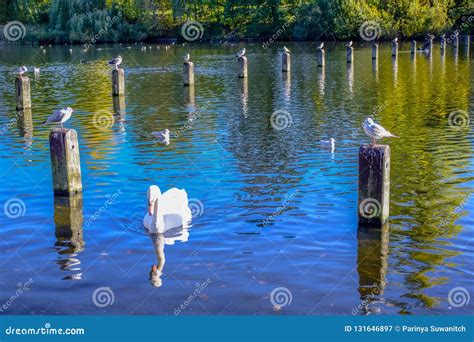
[391, 41, 398, 57]
[15, 75, 31, 110]
[183, 61, 194, 86]
[238, 56, 248, 78]
[49, 128, 83, 196]
[453, 34, 459, 49]
[410, 40, 417, 54]
[111, 68, 125, 96]
[463, 35, 470, 47]
[358, 145, 390, 227]
[346, 46, 353, 63]
[426, 38, 433, 55]
[282, 52, 290, 72]
[317, 48, 325, 67]
[54, 194, 84, 251]
[372, 44, 378, 60]
[440, 36, 446, 50]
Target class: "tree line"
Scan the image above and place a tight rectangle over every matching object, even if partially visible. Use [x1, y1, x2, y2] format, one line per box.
[1, 0, 473, 44]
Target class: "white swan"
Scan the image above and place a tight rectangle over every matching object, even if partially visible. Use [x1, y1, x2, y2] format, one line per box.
[143, 185, 192, 233]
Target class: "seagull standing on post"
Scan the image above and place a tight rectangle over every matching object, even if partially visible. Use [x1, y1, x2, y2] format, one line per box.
[346, 41, 353, 47]
[236, 48, 246, 58]
[16, 66, 27, 76]
[283, 46, 290, 53]
[108, 56, 122, 69]
[363, 118, 397, 146]
[317, 42, 324, 50]
[184, 53, 191, 62]
[43, 107, 74, 129]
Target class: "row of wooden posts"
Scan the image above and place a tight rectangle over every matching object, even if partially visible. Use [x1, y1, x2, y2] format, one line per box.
[14, 36, 470, 228]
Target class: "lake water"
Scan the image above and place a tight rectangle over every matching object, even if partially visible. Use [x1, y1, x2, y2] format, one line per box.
[0, 42, 472, 315]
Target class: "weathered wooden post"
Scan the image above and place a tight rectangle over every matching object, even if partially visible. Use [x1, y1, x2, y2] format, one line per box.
[440, 36, 446, 50]
[54, 194, 84, 251]
[183, 84, 195, 107]
[317, 48, 325, 67]
[16, 109, 33, 137]
[391, 41, 398, 57]
[372, 44, 378, 60]
[463, 35, 470, 47]
[346, 46, 353, 63]
[426, 38, 433, 55]
[453, 34, 459, 49]
[183, 61, 194, 86]
[111, 68, 125, 96]
[49, 128, 83, 196]
[15, 75, 31, 110]
[238, 56, 248, 78]
[282, 52, 290, 72]
[358, 145, 390, 227]
[410, 40, 417, 55]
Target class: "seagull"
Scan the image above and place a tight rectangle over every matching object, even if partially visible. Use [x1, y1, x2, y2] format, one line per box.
[69, 48, 73, 53]
[152, 129, 170, 145]
[108, 56, 122, 69]
[320, 138, 335, 151]
[317, 42, 324, 49]
[184, 53, 190, 62]
[283, 46, 290, 53]
[34, 67, 40, 74]
[363, 118, 397, 145]
[236, 48, 246, 58]
[346, 41, 353, 47]
[392, 37, 398, 43]
[43, 107, 74, 129]
[16, 66, 27, 76]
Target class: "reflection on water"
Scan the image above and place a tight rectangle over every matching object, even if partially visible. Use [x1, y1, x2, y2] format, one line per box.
[0, 42, 472, 315]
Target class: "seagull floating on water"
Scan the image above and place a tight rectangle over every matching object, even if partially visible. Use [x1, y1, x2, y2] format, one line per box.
[363, 118, 397, 145]
[152, 129, 170, 145]
[108, 56, 122, 69]
[317, 42, 324, 50]
[184, 53, 190, 62]
[16, 66, 27, 76]
[346, 41, 353, 47]
[43, 107, 74, 129]
[236, 48, 246, 58]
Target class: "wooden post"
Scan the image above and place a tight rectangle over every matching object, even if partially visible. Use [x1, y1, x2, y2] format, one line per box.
[317, 49, 325, 67]
[391, 41, 398, 57]
[372, 44, 378, 60]
[183, 61, 194, 86]
[440, 36, 446, 50]
[410, 40, 417, 54]
[49, 128, 83, 196]
[358, 145, 390, 227]
[463, 35, 470, 46]
[112, 68, 125, 96]
[282, 52, 290, 72]
[16, 109, 33, 137]
[15, 76, 31, 110]
[54, 194, 84, 251]
[427, 38, 433, 55]
[346, 46, 353, 63]
[453, 35, 459, 49]
[238, 56, 248, 78]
